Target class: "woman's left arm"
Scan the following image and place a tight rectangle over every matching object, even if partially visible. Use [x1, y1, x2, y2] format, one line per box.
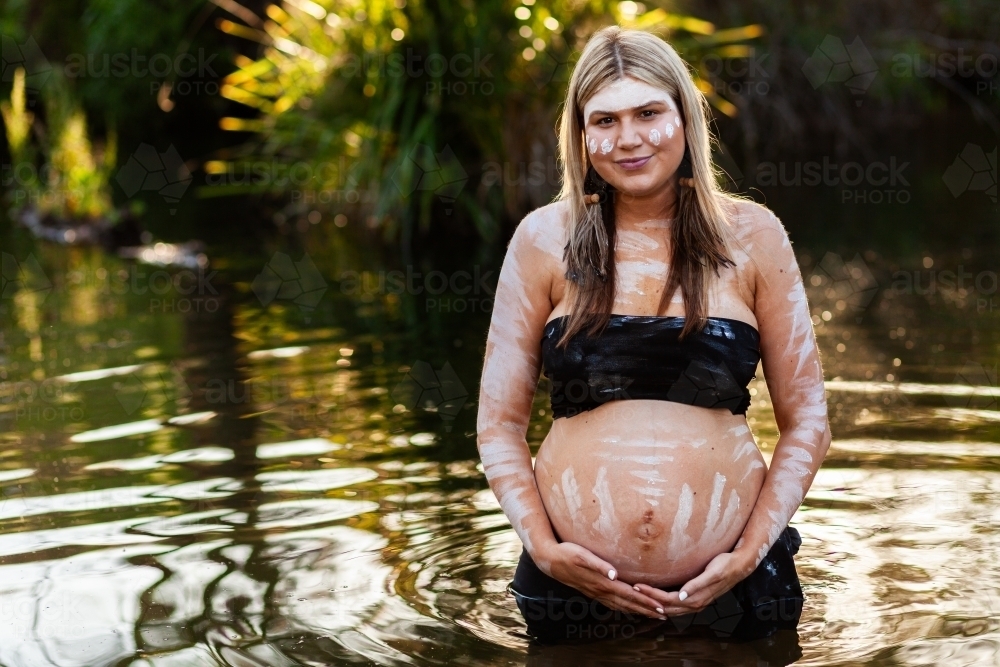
[639, 206, 832, 614]
[727, 207, 832, 571]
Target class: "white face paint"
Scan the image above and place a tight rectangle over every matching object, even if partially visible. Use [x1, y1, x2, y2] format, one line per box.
[600, 138, 613, 154]
[648, 128, 660, 145]
[664, 123, 674, 139]
[582, 77, 677, 121]
[587, 135, 597, 155]
[673, 115, 681, 128]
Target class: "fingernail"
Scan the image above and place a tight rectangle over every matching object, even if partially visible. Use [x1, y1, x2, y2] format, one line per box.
[659, 615, 667, 620]
[656, 607, 664, 614]
[679, 591, 688, 601]
[633, 585, 640, 591]
[608, 569, 616, 580]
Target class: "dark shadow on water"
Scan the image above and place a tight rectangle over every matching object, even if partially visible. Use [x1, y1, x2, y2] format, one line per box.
[523, 628, 802, 666]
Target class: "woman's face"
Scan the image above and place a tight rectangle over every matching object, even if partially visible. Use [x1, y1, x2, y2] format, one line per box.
[581, 76, 686, 198]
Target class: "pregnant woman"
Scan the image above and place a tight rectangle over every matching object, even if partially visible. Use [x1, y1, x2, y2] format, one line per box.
[477, 26, 831, 643]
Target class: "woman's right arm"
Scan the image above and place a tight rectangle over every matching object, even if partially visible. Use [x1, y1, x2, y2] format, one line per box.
[476, 211, 560, 567]
[476, 207, 664, 619]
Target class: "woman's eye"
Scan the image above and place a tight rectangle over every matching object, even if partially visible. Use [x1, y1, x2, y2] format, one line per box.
[640, 109, 658, 118]
[597, 117, 613, 126]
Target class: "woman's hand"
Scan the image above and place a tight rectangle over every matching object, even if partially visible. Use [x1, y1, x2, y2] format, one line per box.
[631, 551, 752, 616]
[539, 541, 667, 620]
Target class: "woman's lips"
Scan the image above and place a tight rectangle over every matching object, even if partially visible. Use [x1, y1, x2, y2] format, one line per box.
[616, 155, 651, 170]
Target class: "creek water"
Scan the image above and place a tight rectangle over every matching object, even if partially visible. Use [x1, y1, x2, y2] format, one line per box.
[1, 185, 999, 666]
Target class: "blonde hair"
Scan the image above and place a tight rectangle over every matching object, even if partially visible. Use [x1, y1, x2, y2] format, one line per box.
[556, 25, 738, 344]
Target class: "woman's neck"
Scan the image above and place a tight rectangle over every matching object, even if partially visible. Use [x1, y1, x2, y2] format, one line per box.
[613, 186, 678, 230]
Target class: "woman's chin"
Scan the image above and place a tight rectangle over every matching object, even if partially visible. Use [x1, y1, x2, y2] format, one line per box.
[613, 181, 677, 203]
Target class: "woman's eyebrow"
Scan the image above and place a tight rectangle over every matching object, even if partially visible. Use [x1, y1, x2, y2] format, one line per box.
[588, 99, 669, 117]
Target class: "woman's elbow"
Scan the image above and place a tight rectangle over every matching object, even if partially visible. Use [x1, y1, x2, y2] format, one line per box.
[818, 420, 833, 455]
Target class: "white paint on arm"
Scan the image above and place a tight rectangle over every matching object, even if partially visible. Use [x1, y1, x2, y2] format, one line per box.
[728, 202, 833, 569]
[476, 206, 566, 572]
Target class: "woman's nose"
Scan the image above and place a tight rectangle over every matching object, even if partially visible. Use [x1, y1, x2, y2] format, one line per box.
[616, 120, 644, 150]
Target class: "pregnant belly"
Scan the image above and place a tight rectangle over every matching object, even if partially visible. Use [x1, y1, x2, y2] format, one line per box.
[534, 400, 768, 587]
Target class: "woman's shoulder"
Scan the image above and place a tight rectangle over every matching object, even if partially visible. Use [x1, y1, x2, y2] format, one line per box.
[508, 198, 571, 259]
[721, 196, 786, 243]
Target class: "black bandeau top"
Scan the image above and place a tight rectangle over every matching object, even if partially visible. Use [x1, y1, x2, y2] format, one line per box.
[541, 315, 761, 419]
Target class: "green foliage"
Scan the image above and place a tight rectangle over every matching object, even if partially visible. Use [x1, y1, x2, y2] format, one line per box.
[0, 68, 36, 168]
[210, 0, 765, 246]
[0, 67, 116, 222]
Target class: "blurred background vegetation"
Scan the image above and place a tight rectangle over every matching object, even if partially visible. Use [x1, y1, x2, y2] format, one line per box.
[0, 0, 997, 257]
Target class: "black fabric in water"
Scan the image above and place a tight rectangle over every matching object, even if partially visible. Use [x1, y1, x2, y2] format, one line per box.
[509, 526, 804, 644]
[541, 315, 761, 419]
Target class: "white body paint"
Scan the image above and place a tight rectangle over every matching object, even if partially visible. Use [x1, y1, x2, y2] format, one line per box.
[591, 467, 618, 540]
[649, 128, 660, 145]
[477, 136, 830, 588]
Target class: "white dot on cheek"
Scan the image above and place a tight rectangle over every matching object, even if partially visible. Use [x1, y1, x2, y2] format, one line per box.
[664, 123, 674, 139]
[648, 129, 660, 145]
[600, 138, 613, 154]
[587, 135, 597, 155]
[674, 116, 681, 128]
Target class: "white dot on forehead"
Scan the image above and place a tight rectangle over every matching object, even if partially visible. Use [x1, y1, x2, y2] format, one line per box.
[583, 77, 677, 119]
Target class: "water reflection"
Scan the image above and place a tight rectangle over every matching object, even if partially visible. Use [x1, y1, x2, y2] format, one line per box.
[1, 237, 1000, 666]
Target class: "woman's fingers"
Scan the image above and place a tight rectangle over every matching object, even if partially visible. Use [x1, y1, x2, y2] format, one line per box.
[631, 582, 673, 606]
[565, 542, 618, 581]
[597, 593, 665, 619]
[593, 581, 666, 617]
[632, 583, 708, 616]
[552, 543, 667, 617]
